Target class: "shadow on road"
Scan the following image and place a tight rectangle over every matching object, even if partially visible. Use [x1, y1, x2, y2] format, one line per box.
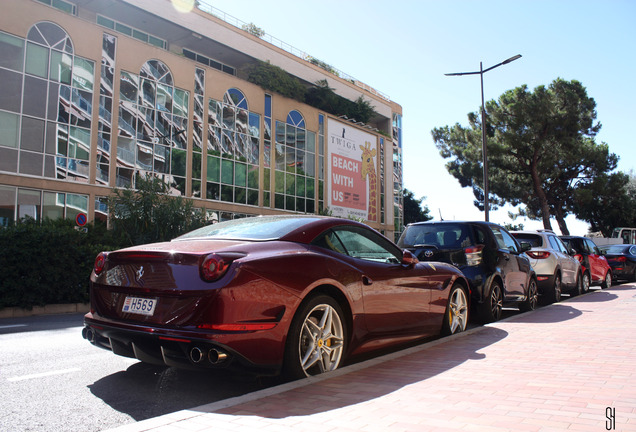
[88, 362, 285, 421]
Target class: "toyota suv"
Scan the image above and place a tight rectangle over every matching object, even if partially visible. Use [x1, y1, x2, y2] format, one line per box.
[398, 221, 537, 323]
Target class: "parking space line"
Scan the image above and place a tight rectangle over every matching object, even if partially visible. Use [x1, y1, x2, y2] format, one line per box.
[7, 368, 81, 382]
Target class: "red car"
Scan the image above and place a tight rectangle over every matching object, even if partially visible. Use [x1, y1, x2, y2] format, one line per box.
[560, 236, 612, 290]
[83, 216, 469, 378]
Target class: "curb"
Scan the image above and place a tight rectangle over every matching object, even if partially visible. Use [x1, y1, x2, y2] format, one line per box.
[0, 303, 90, 319]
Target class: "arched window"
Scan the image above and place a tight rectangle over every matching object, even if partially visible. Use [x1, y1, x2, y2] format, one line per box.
[273, 110, 316, 213]
[224, 88, 248, 110]
[286, 110, 305, 128]
[10, 22, 96, 182]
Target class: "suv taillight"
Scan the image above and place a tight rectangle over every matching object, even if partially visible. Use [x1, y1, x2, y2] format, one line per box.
[527, 251, 551, 259]
[465, 244, 484, 266]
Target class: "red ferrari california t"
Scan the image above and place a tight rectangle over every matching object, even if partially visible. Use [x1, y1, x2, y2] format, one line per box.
[83, 215, 469, 378]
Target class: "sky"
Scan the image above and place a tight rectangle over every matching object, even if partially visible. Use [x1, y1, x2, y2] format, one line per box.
[208, 0, 635, 235]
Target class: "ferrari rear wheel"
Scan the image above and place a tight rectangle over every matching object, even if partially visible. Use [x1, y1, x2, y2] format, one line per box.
[285, 295, 346, 379]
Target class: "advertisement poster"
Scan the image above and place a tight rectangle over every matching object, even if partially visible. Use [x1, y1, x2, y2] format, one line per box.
[327, 119, 378, 221]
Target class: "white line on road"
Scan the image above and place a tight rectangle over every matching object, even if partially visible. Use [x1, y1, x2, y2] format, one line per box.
[7, 368, 81, 382]
[0, 324, 28, 329]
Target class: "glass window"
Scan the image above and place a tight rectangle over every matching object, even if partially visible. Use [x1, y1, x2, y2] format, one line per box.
[26, 42, 49, 78]
[65, 193, 88, 221]
[316, 227, 401, 264]
[20, 117, 45, 152]
[492, 226, 518, 252]
[0, 32, 25, 72]
[17, 189, 41, 221]
[22, 76, 48, 119]
[0, 185, 16, 226]
[0, 68, 23, 113]
[0, 111, 20, 148]
[72, 57, 94, 91]
[50, 50, 72, 84]
[585, 239, 600, 255]
[42, 191, 64, 219]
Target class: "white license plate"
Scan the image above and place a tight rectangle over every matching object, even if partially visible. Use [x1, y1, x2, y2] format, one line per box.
[122, 296, 157, 316]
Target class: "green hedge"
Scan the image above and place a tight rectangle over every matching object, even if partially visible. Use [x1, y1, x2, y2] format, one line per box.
[0, 219, 125, 309]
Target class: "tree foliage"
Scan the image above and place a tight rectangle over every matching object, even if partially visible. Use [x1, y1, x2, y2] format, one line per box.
[403, 189, 432, 225]
[573, 171, 636, 236]
[109, 174, 206, 246]
[243, 63, 378, 125]
[433, 78, 619, 233]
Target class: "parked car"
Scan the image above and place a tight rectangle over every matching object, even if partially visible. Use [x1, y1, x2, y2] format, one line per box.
[397, 221, 537, 323]
[83, 215, 470, 379]
[599, 244, 636, 282]
[511, 230, 583, 302]
[560, 236, 612, 289]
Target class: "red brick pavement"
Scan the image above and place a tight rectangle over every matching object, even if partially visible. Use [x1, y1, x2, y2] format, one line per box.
[108, 283, 636, 432]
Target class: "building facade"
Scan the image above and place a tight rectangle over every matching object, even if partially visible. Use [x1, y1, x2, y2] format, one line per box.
[0, 0, 404, 238]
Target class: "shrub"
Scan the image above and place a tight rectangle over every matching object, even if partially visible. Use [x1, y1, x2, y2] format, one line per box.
[0, 218, 125, 309]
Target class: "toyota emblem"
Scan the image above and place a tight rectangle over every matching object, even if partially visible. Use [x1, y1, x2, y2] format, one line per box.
[424, 249, 434, 258]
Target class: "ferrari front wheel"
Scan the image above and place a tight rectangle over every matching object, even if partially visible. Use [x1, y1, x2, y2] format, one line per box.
[284, 295, 346, 379]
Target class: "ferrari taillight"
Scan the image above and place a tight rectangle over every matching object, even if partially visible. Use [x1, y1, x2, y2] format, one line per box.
[199, 254, 230, 282]
[574, 254, 583, 263]
[94, 252, 106, 275]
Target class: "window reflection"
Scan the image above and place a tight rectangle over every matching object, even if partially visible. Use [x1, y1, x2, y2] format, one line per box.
[116, 60, 189, 194]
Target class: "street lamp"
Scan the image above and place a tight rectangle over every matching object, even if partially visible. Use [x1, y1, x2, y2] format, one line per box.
[445, 54, 522, 222]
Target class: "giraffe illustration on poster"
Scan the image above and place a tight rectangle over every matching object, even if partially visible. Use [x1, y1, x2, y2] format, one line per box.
[359, 141, 377, 222]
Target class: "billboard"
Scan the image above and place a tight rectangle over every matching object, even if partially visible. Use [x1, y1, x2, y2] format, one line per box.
[327, 119, 378, 221]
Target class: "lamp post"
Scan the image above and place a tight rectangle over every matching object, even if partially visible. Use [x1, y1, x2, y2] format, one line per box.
[445, 54, 522, 222]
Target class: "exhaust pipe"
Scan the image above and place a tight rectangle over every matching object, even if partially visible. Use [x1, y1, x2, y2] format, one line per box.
[208, 348, 228, 364]
[189, 346, 204, 363]
[82, 327, 95, 343]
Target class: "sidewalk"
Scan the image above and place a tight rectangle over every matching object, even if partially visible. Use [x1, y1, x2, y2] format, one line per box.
[108, 284, 636, 432]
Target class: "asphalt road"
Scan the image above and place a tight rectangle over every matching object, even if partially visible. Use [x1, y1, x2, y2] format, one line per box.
[0, 313, 283, 432]
[0, 303, 534, 431]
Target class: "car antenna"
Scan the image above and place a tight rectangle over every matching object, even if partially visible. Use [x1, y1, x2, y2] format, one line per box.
[438, 208, 444, 221]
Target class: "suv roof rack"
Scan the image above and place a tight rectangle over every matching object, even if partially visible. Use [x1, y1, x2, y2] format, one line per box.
[537, 229, 555, 233]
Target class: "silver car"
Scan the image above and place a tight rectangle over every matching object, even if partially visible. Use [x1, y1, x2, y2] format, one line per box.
[511, 230, 583, 303]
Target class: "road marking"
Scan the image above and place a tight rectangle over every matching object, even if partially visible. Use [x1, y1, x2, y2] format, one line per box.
[7, 368, 81, 382]
[0, 324, 28, 329]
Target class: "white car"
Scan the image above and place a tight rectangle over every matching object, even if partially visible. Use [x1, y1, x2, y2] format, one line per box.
[511, 230, 583, 303]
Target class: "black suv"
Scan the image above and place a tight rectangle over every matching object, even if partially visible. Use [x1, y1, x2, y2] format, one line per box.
[398, 221, 537, 323]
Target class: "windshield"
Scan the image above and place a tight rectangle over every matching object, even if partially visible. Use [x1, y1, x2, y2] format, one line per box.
[174, 216, 320, 241]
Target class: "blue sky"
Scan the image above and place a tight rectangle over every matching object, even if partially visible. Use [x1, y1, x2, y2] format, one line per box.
[209, 0, 635, 235]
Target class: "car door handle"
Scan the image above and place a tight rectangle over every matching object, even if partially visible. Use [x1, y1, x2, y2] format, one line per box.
[362, 275, 373, 286]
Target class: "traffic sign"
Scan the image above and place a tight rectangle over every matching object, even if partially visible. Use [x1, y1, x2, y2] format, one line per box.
[76, 213, 87, 227]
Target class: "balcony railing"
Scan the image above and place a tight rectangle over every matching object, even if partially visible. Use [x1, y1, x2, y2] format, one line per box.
[196, 0, 391, 102]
